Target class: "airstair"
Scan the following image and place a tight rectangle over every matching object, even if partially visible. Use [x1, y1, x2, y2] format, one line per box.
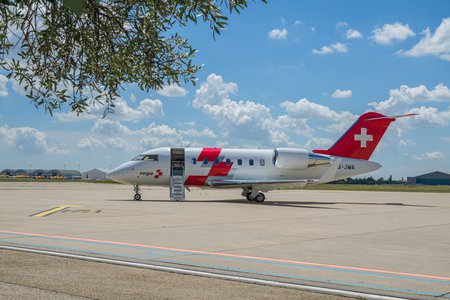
[170, 167, 185, 201]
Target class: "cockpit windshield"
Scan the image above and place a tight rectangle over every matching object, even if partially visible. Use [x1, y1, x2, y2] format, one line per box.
[132, 155, 145, 161]
[132, 154, 159, 161]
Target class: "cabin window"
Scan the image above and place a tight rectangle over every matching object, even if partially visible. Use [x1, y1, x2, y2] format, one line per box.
[214, 158, 219, 166]
[191, 158, 196, 165]
[226, 159, 231, 166]
[249, 159, 254, 166]
[203, 158, 208, 165]
[237, 159, 242, 166]
[260, 159, 265, 166]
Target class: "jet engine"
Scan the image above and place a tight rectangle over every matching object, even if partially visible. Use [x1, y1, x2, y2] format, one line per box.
[274, 148, 330, 169]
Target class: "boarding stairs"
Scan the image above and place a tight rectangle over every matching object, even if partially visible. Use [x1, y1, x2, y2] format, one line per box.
[170, 167, 185, 201]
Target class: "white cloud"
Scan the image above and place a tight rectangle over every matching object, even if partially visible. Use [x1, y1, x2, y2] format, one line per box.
[403, 106, 450, 127]
[442, 137, 450, 143]
[368, 84, 450, 131]
[336, 21, 348, 28]
[55, 97, 164, 122]
[312, 43, 348, 55]
[180, 128, 216, 138]
[0, 74, 8, 97]
[91, 119, 131, 135]
[399, 18, 450, 61]
[193, 73, 238, 108]
[272, 115, 313, 137]
[293, 20, 303, 27]
[346, 29, 363, 39]
[412, 151, 446, 160]
[0, 125, 69, 154]
[139, 123, 186, 148]
[77, 137, 104, 151]
[127, 98, 164, 121]
[268, 28, 288, 40]
[268, 130, 297, 147]
[305, 137, 333, 149]
[426, 151, 445, 159]
[281, 98, 356, 136]
[104, 137, 138, 151]
[331, 89, 353, 99]
[369, 83, 450, 114]
[193, 74, 360, 147]
[156, 83, 188, 97]
[281, 98, 354, 120]
[371, 23, 415, 45]
[398, 139, 416, 147]
[200, 98, 285, 145]
[11, 78, 26, 96]
[193, 74, 309, 146]
[202, 99, 271, 126]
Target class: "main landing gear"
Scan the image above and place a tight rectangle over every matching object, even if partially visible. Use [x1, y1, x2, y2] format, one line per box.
[133, 185, 142, 201]
[242, 187, 265, 203]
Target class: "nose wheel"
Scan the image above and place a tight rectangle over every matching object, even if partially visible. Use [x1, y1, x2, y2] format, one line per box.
[133, 185, 142, 201]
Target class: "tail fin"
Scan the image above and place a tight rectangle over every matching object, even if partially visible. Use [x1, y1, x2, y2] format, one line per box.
[313, 112, 416, 160]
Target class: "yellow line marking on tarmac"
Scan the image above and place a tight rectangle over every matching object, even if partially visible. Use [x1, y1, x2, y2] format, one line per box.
[31, 205, 81, 217]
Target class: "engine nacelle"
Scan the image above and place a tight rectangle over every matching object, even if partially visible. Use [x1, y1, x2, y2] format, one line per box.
[274, 148, 330, 170]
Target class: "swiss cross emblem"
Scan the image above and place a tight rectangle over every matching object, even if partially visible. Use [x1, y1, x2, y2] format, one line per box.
[354, 128, 373, 148]
[154, 169, 163, 179]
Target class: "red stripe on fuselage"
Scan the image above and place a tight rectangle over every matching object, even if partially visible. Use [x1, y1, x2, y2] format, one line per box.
[185, 175, 208, 186]
[209, 162, 233, 176]
[196, 148, 222, 162]
[185, 148, 233, 187]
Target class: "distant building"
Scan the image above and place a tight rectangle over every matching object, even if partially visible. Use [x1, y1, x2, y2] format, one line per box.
[82, 169, 108, 180]
[0, 169, 81, 179]
[58, 170, 82, 180]
[407, 171, 450, 185]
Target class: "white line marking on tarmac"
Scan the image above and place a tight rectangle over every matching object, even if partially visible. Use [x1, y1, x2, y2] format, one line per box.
[0, 244, 409, 300]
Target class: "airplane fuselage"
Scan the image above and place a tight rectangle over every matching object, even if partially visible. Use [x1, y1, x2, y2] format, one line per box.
[107, 147, 381, 188]
[106, 112, 413, 202]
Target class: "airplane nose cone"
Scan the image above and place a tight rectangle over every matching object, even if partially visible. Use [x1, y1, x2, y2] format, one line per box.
[106, 166, 126, 183]
[106, 162, 137, 184]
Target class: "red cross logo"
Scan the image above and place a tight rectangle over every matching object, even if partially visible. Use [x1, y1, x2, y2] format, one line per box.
[354, 128, 373, 148]
[154, 169, 163, 179]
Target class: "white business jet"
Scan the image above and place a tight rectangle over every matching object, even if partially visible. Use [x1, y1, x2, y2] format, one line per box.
[107, 112, 414, 202]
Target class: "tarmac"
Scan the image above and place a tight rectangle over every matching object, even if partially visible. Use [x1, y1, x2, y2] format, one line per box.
[0, 181, 449, 299]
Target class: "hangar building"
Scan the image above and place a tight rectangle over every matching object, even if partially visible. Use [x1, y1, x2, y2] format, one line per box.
[407, 171, 450, 185]
[0, 169, 82, 179]
[82, 168, 108, 180]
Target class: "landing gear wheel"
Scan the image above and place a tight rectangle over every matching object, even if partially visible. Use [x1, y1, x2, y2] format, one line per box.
[246, 193, 255, 201]
[255, 193, 265, 203]
[133, 185, 142, 201]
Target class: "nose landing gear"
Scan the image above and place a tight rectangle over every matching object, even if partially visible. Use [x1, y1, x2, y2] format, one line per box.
[133, 185, 142, 201]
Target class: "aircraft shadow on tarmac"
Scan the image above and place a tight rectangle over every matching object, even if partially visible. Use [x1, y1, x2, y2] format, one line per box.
[107, 199, 435, 209]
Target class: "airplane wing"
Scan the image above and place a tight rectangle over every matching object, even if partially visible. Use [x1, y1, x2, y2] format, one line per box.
[207, 158, 342, 192]
[207, 178, 312, 190]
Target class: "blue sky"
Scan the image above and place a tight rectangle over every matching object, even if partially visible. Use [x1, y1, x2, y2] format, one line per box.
[1, 0, 450, 179]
